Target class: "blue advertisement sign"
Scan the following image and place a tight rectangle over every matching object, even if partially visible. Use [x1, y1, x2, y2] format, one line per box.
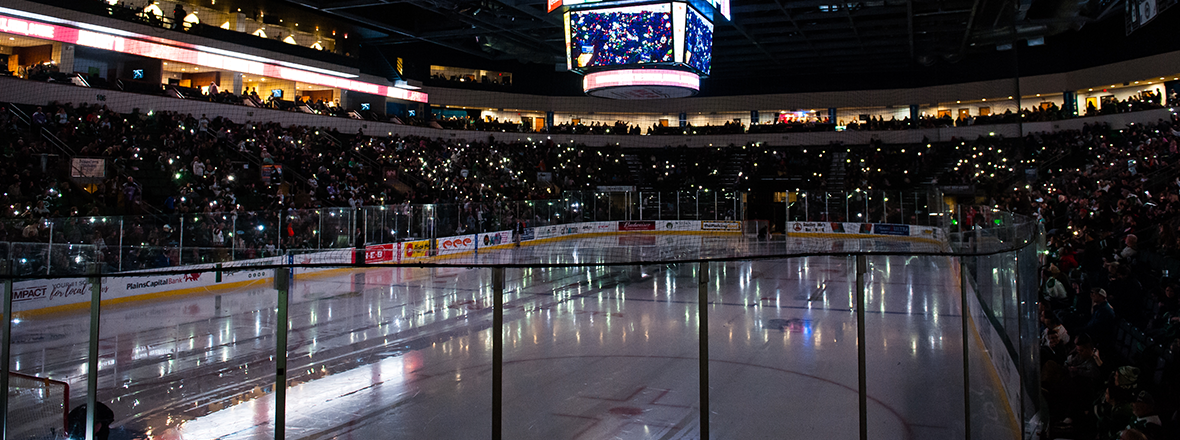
[873, 224, 910, 236]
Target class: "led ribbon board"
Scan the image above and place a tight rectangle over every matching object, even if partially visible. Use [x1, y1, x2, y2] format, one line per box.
[554, 0, 729, 20]
[583, 69, 700, 99]
[0, 12, 427, 103]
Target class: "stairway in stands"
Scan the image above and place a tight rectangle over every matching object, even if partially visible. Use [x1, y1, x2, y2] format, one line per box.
[717, 149, 747, 190]
[622, 153, 647, 190]
[825, 150, 848, 192]
[918, 146, 963, 186]
[823, 150, 849, 220]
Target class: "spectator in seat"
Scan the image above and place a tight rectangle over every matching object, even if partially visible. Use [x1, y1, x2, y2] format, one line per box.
[31, 106, 47, 129]
[1084, 288, 1117, 349]
[1124, 391, 1163, 440]
[1095, 385, 1136, 440]
[172, 4, 186, 30]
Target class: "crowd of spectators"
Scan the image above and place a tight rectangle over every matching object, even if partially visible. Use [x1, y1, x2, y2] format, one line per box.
[11, 57, 1175, 139]
[940, 118, 1180, 440]
[0, 100, 649, 272]
[1082, 90, 1169, 117]
[4, 93, 1180, 437]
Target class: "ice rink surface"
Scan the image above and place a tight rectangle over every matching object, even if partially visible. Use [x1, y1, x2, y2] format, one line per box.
[8, 234, 1020, 439]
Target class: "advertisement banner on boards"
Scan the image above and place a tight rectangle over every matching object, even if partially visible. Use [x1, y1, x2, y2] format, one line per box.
[788, 222, 830, 233]
[658, 220, 698, 231]
[438, 235, 476, 254]
[402, 240, 430, 259]
[365, 244, 395, 263]
[533, 225, 563, 240]
[618, 221, 656, 231]
[909, 225, 939, 239]
[872, 224, 911, 236]
[478, 230, 513, 247]
[591, 221, 617, 233]
[701, 220, 740, 231]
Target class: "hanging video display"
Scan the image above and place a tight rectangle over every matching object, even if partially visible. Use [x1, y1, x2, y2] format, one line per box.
[682, 5, 712, 75]
[567, 3, 674, 69]
[564, 2, 712, 76]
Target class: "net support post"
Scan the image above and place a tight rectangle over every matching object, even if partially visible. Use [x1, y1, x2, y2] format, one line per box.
[492, 267, 504, 440]
[698, 261, 710, 440]
[855, 255, 867, 440]
[1, 259, 11, 438]
[960, 260, 972, 440]
[274, 266, 290, 440]
[85, 262, 102, 440]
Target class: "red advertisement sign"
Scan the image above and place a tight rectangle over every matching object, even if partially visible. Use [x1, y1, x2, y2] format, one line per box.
[365, 244, 395, 263]
[618, 221, 656, 231]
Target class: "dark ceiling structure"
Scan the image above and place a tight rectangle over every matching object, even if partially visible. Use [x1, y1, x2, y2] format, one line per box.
[268, 0, 1163, 95]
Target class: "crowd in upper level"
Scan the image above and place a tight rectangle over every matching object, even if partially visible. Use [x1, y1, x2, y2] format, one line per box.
[8, 63, 1176, 139]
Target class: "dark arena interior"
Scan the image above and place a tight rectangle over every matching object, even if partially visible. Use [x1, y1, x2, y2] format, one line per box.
[1, 0, 1179, 438]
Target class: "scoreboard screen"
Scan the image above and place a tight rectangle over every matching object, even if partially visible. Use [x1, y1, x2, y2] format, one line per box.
[567, 3, 674, 70]
[564, 2, 712, 76]
[557, 0, 717, 97]
[682, 5, 712, 74]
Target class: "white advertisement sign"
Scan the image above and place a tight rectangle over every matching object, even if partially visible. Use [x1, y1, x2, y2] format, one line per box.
[437, 235, 476, 254]
[478, 230, 513, 248]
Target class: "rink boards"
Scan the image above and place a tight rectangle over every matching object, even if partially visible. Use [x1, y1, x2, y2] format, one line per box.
[9, 219, 942, 315]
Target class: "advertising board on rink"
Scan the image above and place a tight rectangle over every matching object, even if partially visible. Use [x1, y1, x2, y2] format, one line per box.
[365, 244, 395, 263]
[532, 225, 564, 240]
[787, 222, 942, 240]
[872, 224, 911, 236]
[438, 235, 476, 254]
[789, 222, 831, 233]
[401, 240, 431, 261]
[478, 230, 513, 248]
[700, 220, 740, 231]
[618, 221, 656, 231]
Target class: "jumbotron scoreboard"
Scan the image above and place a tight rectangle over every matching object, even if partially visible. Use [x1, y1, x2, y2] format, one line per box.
[549, 0, 729, 99]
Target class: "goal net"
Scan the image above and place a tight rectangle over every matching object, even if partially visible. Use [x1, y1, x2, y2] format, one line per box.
[7, 372, 69, 440]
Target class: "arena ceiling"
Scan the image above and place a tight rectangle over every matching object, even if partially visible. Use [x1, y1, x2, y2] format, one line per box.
[269, 0, 1140, 93]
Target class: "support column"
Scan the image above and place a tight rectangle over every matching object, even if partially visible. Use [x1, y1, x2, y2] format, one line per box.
[961, 260, 973, 440]
[52, 43, 75, 75]
[856, 255, 868, 440]
[1, 260, 12, 435]
[232, 72, 244, 96]
[492, 268, 504, 440]
[85, 263, 102, 440]
[274, 267, 291, 440]
[698, 261, 710, 440]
